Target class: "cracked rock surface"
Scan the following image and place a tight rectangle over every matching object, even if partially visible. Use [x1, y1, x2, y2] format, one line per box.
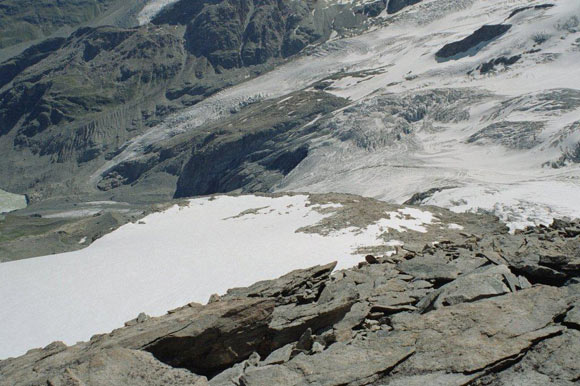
[1, 219, 579, 385]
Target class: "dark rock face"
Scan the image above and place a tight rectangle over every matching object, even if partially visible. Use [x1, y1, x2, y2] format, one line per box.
[1, 218, 578, 385]
[0, 25, 183, 140]
[435, 24, 512, 60]
[172, 91, 347, 198]
[403, 186, 456, 205]
[0, 0, 370, 202]
[508, 3, 555, 19]
[477, 54, 521, 74]
[0, 38, 66, 89]
[355, 1, 387, 17]
[152, 0, 328, 69]
[387, 0, 423, 14]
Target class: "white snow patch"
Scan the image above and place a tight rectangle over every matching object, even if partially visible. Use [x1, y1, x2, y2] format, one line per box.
[379, 208, 436, 233]
[0, 189, 26, 214]
[137, 0, 180, 25]
[448, 223, 465, 230]
[43, 209, 101, 218]
[425, 180, 580, 232]
[85, 201, 129, 206]
[78, 237, 87, 245]
[0, 194, 428, 359]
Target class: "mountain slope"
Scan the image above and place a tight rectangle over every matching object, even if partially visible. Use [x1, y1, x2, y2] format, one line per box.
[0, 0, 579, 226]
[0, 0, 151, 62]
[0, 0, 378, 203]
[93, 0, 580, 229]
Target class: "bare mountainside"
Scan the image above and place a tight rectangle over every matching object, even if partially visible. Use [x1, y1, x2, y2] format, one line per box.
[0, 0, 579, 232]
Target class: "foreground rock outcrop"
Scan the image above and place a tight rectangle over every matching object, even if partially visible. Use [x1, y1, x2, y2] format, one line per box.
[1, 218, 579, 385]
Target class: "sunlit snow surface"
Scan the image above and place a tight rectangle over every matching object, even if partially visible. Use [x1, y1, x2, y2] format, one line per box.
[0, 194, 436, 359]
[107, 0, 580, 230]
[137, 0, 180, 25]
[0, 189, 27, 214]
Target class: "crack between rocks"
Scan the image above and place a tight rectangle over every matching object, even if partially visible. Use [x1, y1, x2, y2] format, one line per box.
[559, 305, 580, 330]
[464, 327, 565, 383]
[370, 350, 417, 385]
[442, 292, 511, 307]
[138, 320, 201, 351]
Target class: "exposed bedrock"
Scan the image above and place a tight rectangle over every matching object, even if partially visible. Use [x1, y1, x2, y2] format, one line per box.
[171, 91, 347, 198]
[435, 24, 512, 60]
[2, 218, 578, 385]
[386, 0, 423, 14]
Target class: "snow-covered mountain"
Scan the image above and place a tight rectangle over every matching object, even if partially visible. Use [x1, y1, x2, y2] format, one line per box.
[1, 0, 578, 229]
[94, 0, 580, 229]
[272, 0, 580, 229]
[1, 0, 580, 368]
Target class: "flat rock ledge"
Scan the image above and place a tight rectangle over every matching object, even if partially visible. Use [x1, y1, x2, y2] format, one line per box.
[1, 219, 579, 386]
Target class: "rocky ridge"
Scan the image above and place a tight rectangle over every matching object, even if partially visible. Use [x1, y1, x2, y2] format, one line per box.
[1, 217, 578, 385]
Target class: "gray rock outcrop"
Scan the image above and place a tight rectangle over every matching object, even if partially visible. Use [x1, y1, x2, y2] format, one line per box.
[435, 24, 512, 60]
[2, 218, 578, 385]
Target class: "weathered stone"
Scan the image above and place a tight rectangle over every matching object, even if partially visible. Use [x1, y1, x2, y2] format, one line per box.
[136, 298, 276, 377]
[0, 347, 209, 386]
[392, 286, 569, 374]
[268, 292, 355, 348]
[379, 372, 480, 386]
[295, 328, 313, 352]
[270, 333, 416, 386]
[397, 256, 460, 281]
[226, 262, 336, 304]
[473, 329, 580, 386]
[370, 304, 417, 315]
[332, 301, 370, 342]
[262, 344, 294, 366]
[208, 294, 221, 304]
[311, 342, 325, 354]
[518, 275, 533, 289]
[365, 254, 380, 264]
[238, 364, 303, 385]
[416, 265, 514, 312]
[124, 312, 150, 327]
[371, 292, 417, 307]
[564, 305, 580, 329]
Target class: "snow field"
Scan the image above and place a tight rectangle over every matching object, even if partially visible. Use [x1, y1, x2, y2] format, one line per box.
[0, 194, 435, 359]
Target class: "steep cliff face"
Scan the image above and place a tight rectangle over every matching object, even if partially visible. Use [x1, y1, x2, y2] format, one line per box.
[171, 91, 347, 198]
[0, 24, 193, 199]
